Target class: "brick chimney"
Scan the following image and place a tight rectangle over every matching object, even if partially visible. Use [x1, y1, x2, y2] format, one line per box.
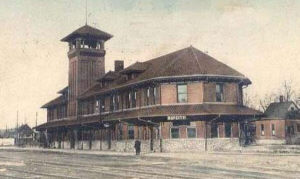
[279, 95, 284, 103]
[114, 60, 124, 72]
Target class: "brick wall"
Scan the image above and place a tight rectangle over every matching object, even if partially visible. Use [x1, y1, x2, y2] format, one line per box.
[203, 82, 240, 104]
[161, 84, 177, 104]
[187, 82, 203, 103]
[255, 119, 286, 140]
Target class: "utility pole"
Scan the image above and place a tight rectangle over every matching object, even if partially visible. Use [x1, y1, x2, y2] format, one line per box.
[35, 112, 38, 128]
[16, 111, 19, 129]
[16, 110, 19, 146]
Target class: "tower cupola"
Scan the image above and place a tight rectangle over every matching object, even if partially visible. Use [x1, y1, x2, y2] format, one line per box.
[61, 25, 112, 51]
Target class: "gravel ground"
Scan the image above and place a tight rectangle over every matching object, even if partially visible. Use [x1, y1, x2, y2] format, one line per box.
[0, 147, 299, 179]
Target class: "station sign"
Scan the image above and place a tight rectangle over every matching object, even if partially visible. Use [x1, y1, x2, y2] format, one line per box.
[167, 115, 187, 120]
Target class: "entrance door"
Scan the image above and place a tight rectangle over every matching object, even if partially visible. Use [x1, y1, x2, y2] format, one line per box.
[150, 127, 154, 151]
[70, 131, 75, 149]
[107, 128, 111, 149]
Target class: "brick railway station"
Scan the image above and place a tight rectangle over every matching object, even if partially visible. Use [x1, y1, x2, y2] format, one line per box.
[36, 24, 263, 152]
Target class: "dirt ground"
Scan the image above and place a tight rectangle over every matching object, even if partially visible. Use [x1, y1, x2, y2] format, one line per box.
[0, 147, 299, 178]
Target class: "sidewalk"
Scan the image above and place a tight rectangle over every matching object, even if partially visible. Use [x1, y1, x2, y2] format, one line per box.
[0, 145, 300, 158]
[0, 146, 135, 157]
[1, 144, 300, 158]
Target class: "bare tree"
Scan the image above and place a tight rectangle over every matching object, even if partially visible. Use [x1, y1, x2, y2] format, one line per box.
[243, 91, 259, 109]
[280, 80, 294, 102]
[259, 93, 277, 112]
[258, 80, 297, 112]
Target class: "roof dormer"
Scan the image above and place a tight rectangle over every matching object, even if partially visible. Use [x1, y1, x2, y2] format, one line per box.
[120, 62, 147, 80]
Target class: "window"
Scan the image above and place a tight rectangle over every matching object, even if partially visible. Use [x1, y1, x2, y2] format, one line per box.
[146, 87, 150, 105]
[261, 124, 265, 136]
[187, 128, 196, 138]
[127, 92, 131, 109]
[117, 123, 123, 140]
[211, 123, 218, 138]
[272, 124, 275, 136]
[171, 128, 179, 138]
[131, 90, 137, 108]
[153, 87, 157, 104]
[100, 98, 105, 112]
[177, 84, 187, 103]
[225, 122, 232, 138]
[297, 124, 300, 132]
[216, 83, 224, 102]
[95, 100, 100, 113]
[128, 125, 134, 139]
[110, 95, 114, 111]
[115, 95, 120, 111]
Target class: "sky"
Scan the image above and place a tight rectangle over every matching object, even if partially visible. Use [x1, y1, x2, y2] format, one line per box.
[0, 0, 299, 129]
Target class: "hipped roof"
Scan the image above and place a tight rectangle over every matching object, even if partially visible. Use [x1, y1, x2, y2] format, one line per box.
[42, 95, 67, 108]
[61, 25, 113, 42]
[264, 101, 299, 119]
[80, 46, 251, 99]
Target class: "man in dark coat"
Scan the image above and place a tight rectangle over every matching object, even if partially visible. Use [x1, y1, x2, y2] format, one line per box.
[134, 140, 141, 155]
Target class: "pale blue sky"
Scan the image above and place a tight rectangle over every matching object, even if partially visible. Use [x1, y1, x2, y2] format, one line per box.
[0, 0, 299, 129]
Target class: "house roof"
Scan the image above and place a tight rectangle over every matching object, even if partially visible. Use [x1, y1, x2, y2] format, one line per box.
[97, 71, 120, 82]
[79, 46, 251, 99]
[120, 62, 148, 74]
[36, 104, 262, 130]
[61, 25, 113, 42]
[17, 124, 33, 135]
[264, 101, 298, 119]
[57, 86, 68, 94]
[41, 95, 67, 108]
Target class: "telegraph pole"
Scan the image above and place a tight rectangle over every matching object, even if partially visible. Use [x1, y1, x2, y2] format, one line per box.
[16, 111, 19, 146]
[35, 112, 38, 128]
[16, 111, 19, 129]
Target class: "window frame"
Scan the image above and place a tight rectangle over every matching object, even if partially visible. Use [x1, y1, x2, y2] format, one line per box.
[216, 83, 225, 102]
[177, 83, 188, 103]
[131, 90, 137, 108]
[271, 124, 275, 136]
[146, 87, 151, 106]
[170, 127, 180, 139]
[153, 86, 157, 104]
[127, 125, 135, 140]
[225, 122, 232, 138]
[187, 127, 197, 138]
[261, 124, 265, 136]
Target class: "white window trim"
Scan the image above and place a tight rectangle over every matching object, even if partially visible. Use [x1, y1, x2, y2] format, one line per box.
[170, 127, 180, 139]
[186, 127, 197, 138]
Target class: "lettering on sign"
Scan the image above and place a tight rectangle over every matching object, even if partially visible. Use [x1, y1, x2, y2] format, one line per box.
[167, 116, 187, 120]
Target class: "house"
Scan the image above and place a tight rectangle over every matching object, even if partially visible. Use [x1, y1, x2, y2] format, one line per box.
[36, 24, 261, 152]
[255, 97, 300, 145]
[15, 124, 34, 146]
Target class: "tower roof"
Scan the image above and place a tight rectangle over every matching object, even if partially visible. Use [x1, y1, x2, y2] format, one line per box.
[61, 25, 113, 42]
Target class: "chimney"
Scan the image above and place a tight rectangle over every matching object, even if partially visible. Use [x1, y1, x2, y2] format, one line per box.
[114, 60, 124, 72]
[279, 95, 284, 103]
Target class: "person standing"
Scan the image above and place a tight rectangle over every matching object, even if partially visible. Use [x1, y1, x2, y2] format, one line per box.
[134, 140, 141, 155]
